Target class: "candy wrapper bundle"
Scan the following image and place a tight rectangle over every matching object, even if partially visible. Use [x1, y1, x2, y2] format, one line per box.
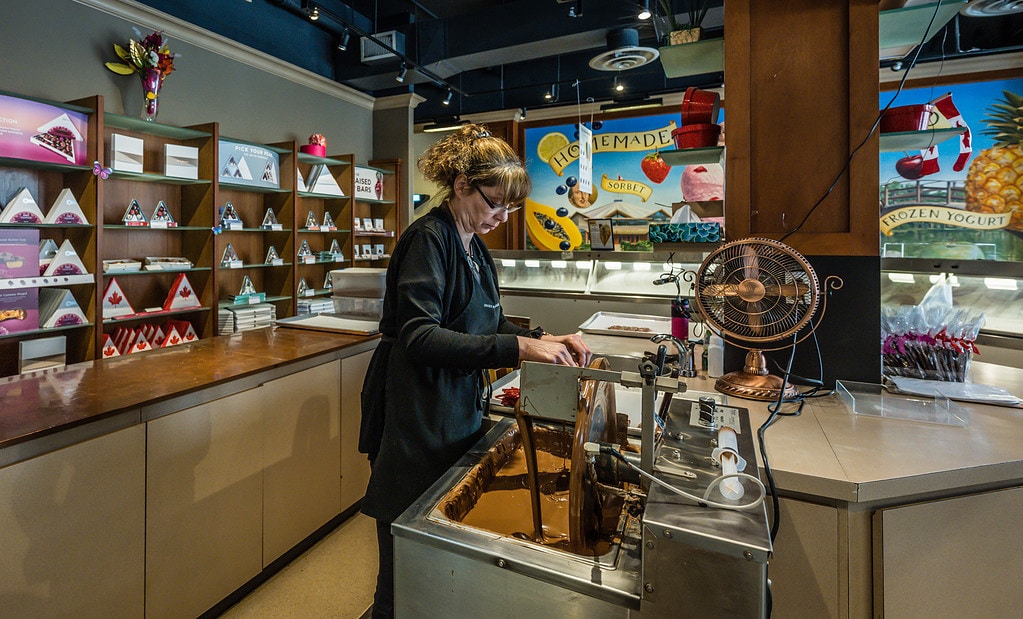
[881, 296, 983, 382]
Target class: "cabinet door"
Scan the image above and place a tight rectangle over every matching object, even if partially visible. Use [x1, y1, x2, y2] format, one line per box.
[262, 360, 342, 565]
[341, 349, 373, 511]
[145, 387, 264, 619]
[0, 426, 145, 618]
[875, 487, 1023, 617]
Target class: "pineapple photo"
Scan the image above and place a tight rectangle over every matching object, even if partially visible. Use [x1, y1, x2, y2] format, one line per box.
[964, 90, 1023, 232]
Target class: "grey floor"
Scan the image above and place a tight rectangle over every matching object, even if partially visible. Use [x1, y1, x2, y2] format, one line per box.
[219, 513, 377, 618]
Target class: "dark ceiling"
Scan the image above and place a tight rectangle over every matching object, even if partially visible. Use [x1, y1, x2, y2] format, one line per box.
[137, 0, 1022, 124]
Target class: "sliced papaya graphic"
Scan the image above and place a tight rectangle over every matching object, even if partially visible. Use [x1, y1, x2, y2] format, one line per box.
[525, 198, 582, 251]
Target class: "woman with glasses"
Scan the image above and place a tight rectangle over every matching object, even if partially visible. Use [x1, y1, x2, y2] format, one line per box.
[359, 123, 591, 618]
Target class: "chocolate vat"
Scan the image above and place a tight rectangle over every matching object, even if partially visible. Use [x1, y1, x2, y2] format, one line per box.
[392, 401, 772, 619]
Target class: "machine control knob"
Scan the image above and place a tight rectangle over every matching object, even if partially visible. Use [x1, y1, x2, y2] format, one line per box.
[496, 558, 507, 568]
[645, 583, 656, 593]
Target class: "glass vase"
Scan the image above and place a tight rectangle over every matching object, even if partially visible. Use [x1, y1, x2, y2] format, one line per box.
[140, 68, 163, 122]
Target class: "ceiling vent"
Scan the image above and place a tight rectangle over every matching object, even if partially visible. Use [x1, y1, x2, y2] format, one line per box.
[961, 0, 1023, 16]
[360, 30, 406, 64]
[588, 28, 659, 72]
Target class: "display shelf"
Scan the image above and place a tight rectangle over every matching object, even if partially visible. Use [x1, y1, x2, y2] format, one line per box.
[219, 180, 292, 194]
[354, 230, 396, 237]
[880, 1, 966, 60]
[103, 225, 210, 231]
[2, 274, 94, 289]
[659, 146, 724, 166]
[298, 190, 351, 200]
[236, 262, 294, 269]
[219, 295, 290, 309]
[101, 267, 211, 277]
[356, 197, 396, 205]
[216, 227, 294, 233]
[0, 156, 92, 173]
[659, 38, 724, 79]
[103, 306, 211, 324]
[878, 127, 967, 152]
[0, 322, 94, 341]
[0, 222, 93, 229]
[107, 169, 211, 185]
[105, 113, 212, 140]
[297, 153, 350, 167]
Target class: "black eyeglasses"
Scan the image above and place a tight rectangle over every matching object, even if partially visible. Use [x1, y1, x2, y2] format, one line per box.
[474, 184, 521, 213]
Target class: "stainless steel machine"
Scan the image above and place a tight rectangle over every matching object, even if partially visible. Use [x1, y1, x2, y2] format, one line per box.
[391, 355, 772, 618]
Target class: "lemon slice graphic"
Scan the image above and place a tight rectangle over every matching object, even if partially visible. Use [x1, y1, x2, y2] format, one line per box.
[537, 132, 569, 163]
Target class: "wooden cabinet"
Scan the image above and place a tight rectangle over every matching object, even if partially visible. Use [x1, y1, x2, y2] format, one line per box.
[295, 152, 354, 300]
[0, 425, 145, 618]
[0, 89, 406, 378]
[98, 114, 216, 347]
[0, 95, 99, 377]
[341, 349, 373, 511]
[214, 137, 295, 329]
[352, 159, 403, 267]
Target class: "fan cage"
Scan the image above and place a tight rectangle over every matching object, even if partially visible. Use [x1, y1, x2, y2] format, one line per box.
[695, 238, 821, 344]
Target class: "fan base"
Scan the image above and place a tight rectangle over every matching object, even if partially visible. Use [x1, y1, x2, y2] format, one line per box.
[715, 370, 797, 402]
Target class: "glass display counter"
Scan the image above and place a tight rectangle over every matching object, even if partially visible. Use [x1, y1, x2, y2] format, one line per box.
[882, 257, 1023, 365]
[492, 249, 712, 337]
[493, 250, 709, 300]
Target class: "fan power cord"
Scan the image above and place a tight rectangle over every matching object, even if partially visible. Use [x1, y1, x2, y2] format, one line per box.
[779, 0, 946, 243]
[584, 442, 767, 512]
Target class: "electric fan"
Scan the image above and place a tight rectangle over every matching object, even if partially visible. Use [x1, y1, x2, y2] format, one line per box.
[692, 238, 843, 401]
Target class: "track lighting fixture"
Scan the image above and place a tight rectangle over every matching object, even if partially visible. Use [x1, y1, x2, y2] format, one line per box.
[396, 63, 408, 83]
[303, 1, 319, 22]
[614, 76, 624, 92]
[569, 0, 583, 18]
[518, 107, 527, 121]
[638, 0, 651, 20]
[337, 27, 350, 52]
[442, 89, 453, 106]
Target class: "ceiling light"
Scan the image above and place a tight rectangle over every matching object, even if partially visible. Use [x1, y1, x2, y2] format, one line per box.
[303, 1, 319, 22]
[599, 97, 663, 113]
[569, 0, 583, 18]
[442, 89, 453, 106]
[337, 27, 350, 52]
[423, 118, 468, 133]
[518, 107, 527, 121]
[638, 1, 651, 20]
[614, 76, 624, 92]
[396, 63, 408, 83]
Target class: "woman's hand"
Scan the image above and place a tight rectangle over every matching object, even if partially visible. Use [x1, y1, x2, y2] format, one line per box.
[516, 333, 592, 367]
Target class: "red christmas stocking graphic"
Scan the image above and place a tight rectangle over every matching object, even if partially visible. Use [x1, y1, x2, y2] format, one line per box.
[930, 92, 972, 172]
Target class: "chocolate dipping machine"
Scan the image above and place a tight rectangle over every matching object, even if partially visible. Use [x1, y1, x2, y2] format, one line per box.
[391, 351, 772, 618]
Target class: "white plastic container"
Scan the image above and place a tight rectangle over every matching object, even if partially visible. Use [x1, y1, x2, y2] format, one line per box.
[707, 334, 724, 378]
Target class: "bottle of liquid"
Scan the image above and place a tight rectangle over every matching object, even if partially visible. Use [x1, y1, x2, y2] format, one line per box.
[701, 331, 710, 372]
[671, 297, 689, 342]
[707, 334, 725, 378]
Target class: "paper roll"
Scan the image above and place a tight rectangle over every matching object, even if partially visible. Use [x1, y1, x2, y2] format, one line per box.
[714, 426, 746, 500]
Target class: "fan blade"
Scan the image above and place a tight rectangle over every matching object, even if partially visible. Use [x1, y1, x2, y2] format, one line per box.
[703, 283, 742, 297]
[762, 282, 811, 298]
[742, 245, 760, 280]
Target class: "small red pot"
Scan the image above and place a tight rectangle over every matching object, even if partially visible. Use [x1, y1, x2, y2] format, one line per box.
[680, 87, 721, 125]
[672, 123, 721, 149]
[880, 104, 937, 133]
[299, 144, 327, 157]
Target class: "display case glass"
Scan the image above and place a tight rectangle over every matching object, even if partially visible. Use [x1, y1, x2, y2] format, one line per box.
[493, 250, 708, 299]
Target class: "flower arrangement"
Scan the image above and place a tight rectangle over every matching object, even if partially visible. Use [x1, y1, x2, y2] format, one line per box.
[104, 29, 177, 121]
[658, 0, 710, 44]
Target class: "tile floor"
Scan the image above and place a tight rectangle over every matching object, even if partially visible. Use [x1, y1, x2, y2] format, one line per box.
[219, 513, 377, 618]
